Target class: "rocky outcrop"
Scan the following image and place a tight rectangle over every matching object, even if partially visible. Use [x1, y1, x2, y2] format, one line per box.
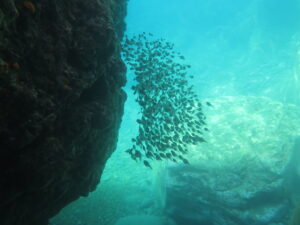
[0, 0, 127, 224]
[165, 96, 300, 225]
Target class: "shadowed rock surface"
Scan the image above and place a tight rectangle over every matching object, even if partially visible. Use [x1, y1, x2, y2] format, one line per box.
[0, 0, 127, 224]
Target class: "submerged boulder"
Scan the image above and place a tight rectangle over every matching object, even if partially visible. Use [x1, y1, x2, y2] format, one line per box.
[165, 96, 300, 225]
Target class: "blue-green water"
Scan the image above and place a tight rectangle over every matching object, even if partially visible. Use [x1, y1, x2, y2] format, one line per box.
[51, 1, 300, 225]
[125, 0, 300, 103]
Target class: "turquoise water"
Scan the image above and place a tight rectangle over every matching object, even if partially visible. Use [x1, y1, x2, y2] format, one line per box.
[51, 1, 300, 225]
[125, 0, 300, 103]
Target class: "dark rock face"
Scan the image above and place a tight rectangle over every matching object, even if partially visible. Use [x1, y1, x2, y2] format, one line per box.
[0, 0, 127, 224]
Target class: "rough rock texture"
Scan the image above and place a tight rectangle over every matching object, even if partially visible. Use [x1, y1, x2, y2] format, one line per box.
[0, 0, 127, 225]
[165, 96, 300, 225]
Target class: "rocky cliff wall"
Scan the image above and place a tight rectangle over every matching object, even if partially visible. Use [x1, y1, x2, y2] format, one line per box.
[0, 0, 127, 224]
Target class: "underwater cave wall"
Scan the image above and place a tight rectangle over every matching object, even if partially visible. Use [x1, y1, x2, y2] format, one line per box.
[0, 0, 127, 224]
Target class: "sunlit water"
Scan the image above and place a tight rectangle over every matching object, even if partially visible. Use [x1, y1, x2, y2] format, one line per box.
[51, 1, 300, 225]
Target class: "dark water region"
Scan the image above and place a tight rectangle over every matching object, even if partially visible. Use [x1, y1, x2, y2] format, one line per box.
[52, 0, 300, 225]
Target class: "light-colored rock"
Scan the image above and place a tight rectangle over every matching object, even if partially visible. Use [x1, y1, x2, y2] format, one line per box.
[166, 96, 300, 225]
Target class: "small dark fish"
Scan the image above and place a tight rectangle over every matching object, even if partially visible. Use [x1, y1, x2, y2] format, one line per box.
[171, 151, 177, 157]
[143, 160, 152, 169]
[196, 102, 202, 107]
[171, 142, 177, 148]
[196, 112, 203, 117]
[134, 150, 142, 161]
[195, 121, 202, 126]
[146, 145, 153, 152]
[146, 151, 153, 158]
[171, 158, 177, 163]
[166, 153, 172, 158]
[177, 145, 184, 152]
[206, 102, 213, 107]
[201, 121, 207, 126]
[155, 154, 162, 160]
[195, 136, 206, 143]
[182, 150, 188, 154]
[159, 153, 166, 158]
[181, 158, 190, 164]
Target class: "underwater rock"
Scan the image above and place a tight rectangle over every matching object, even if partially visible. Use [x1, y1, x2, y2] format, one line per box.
[0, 0, 127, 225]
[165, 96, 300, 225]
